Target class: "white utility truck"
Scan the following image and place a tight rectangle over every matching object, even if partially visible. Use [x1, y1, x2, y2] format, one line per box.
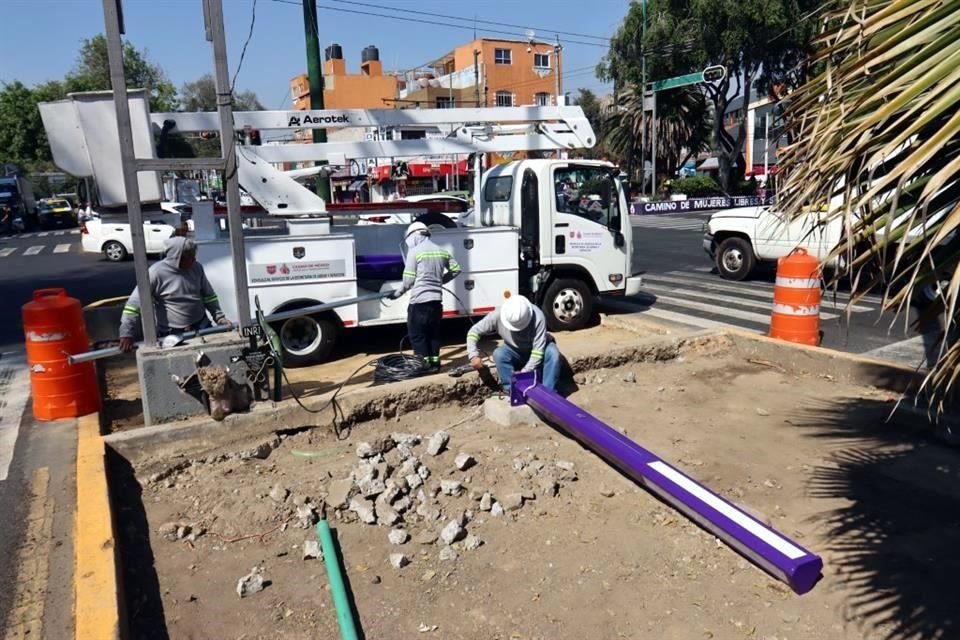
[40, 93, 642, 364]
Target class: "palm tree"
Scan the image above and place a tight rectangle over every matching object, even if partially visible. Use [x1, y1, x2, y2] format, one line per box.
[778, 0, 960, 411]
[604, 85, 711, 190]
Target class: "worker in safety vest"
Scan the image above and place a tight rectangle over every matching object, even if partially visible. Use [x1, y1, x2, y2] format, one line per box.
[466, 295, 561, 393]
[389, 222, 462, 371]
[118, 236, 231, 352]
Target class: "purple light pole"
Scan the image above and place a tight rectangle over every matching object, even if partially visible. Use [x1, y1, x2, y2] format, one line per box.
[510, 371, 823, 594]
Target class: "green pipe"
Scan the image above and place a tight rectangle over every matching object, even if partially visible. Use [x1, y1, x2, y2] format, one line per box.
[316, 520, 359, 640]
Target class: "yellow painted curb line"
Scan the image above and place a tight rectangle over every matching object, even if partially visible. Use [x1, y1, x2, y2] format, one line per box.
[76, 413, 121, 640]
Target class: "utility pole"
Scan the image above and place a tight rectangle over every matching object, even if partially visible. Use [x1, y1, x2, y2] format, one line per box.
[554, 36, 563, 106]
[302, 0, 330, 202]
[473, 49, 481, 107]
[651, 91, 657, 197]
[207, 0, 252, 332]
[102, 0, 157, 345]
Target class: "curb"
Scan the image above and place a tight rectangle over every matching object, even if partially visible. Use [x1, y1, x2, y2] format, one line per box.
[75, 412, 121, 640]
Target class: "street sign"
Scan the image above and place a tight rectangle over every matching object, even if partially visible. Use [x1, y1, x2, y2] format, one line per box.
[651, 65, 728, 92]
[651, 72, 702, 92]
[702, 65, 727, 83]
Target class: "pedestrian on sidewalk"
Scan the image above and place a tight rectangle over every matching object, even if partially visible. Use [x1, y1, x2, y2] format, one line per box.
[389, 222, 462, 371]
[466, 295, 561, 393]
[118, 236, 231, 351]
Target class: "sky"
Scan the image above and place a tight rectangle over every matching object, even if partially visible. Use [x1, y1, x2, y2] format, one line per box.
[0, 0, 627, 108]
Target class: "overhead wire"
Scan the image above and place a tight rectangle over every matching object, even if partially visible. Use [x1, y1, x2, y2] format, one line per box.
[267, 0, 609, 48]
[330, 0, 611, 42]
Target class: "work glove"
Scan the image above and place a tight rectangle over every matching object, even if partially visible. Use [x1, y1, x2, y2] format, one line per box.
[388, 289, 403, 300]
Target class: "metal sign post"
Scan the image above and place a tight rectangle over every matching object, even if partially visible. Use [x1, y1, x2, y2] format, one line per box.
[101, 0, 158, 345]
[205, 0, 251, 333]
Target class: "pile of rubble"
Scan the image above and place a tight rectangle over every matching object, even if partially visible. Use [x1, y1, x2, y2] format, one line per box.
[318, 430, 579, 569]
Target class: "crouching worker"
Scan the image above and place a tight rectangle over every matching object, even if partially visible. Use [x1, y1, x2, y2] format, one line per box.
[389, 222, 462, 371]
[466, 296, 561, 393]
[119, 236, 231, 352]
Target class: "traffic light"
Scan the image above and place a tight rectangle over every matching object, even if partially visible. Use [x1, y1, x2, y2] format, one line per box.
[701, 65, 726, 83]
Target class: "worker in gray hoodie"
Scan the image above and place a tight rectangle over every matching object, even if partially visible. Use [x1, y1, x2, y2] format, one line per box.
[389, 222, 462, 371]
[466, 295, 561, 393]
[119, 236, 230, 352]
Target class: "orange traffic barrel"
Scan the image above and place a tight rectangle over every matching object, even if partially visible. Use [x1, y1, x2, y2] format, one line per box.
[769, 248, 822, 346]
[22, 289, 101, 420]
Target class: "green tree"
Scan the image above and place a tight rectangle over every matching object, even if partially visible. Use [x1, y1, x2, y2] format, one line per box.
[600, 0, 821, 191]
[0, 80, 66, 169]
[778, 0, 960, 414]
[180, 74, 264, 112]
[64, 35, 177, 111]
[572, 88, 606, 160]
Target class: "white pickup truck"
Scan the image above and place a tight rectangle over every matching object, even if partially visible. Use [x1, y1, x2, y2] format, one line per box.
[703, 205, 843, 280]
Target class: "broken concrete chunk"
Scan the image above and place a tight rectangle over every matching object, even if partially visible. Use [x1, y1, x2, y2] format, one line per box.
[440, 480, 464, 497]
[236, 567, 266, 598]
[399, 458, 419, 478]
[302, 540, 322, 560]
[417, 464, 431, 480]
[326, 478, 355, 508]
[512, 458, 527, 472]
[396, 443, 416, 460]
[352, 462, 378, 486]
[269, 484, 290, 503]
[439, 519, 465, 545]
[416, 501, 441, 522]
[377, 482, 402, 506]
[296, 504, 318, 529]
[490, 502, 505, 517]
[538, 478, 559, 498]
[555, 460, 576, 472]
[391, 433, 421, 446]
[358, 477, 387, 499]
[157, 522, 179, 540]
[388, 528, 410, 545]
[464, 535, 483, 551]
[176, 525, 192, 540]
[501, 493, 525, 512]
[426, 431, 450, 456]
[454, 453, 475, 471]
[392, 496, 411, 513]
[377, 504, 401, 527]
[439, 547, 459, 562]
[389, 553, 410, 569]
[356, 442, 377, 458]
[349, 497, 377, 524]
[415, 530, 438, 545]
[479, 493, 493, 512]
[405, 473, 424, 491]
[622, 371, 637, 383]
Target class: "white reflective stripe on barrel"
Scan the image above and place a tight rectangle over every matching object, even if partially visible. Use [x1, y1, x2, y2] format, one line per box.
[775, 276, 820, 288]
[772, 303, 820, 316]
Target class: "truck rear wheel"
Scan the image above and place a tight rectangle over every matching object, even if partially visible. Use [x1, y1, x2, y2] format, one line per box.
[715, 237, 755, 281]
[542, 278, 593, 331]
[274, 314, 337, 367]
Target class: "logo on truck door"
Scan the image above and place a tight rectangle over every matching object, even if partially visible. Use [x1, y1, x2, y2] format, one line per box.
[293, 246, 305, 259]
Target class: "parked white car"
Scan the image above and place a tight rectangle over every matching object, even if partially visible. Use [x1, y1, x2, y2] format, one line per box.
[81, 214, 179, 262]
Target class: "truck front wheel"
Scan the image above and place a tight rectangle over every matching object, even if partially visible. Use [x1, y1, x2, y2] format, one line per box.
[715, 237, 755, 281]
[274, 314, 337, 367]
[542, 278, 593, 331]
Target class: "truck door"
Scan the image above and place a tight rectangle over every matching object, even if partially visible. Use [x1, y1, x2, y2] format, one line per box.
[547, 165, 628, 293]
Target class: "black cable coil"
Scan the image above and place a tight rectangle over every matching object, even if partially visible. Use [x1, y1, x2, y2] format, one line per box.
[373, 353, 431, 384]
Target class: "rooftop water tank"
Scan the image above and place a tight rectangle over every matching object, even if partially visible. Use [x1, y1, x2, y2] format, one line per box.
[325, 43, 343, 61]
[361, 45, 380, 63]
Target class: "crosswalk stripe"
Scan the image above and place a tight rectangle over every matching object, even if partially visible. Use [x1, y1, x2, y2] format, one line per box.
[664, 270, 885, 304]
[643, 273, 876, 313]
[23, 246, 44, 256]
[53, 243, 71, 254]
[54, 231, 65, 236]
[0, 248, 15, 258]
[643, 291, 835, 323]
[627, 304, 753, 331]
[37, 232, 49, 237]
[641, 283, 846, 317]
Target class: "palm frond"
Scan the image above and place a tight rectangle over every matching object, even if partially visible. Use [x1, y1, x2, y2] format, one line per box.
[778, 0, 960, 410]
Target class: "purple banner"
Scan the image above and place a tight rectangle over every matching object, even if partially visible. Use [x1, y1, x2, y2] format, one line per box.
[634, 195, 775, 215]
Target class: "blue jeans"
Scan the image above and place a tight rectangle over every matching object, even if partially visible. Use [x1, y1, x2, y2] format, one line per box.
[494, 342, 561, 393]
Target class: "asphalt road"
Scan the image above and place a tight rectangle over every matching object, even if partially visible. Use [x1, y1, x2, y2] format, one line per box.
[622, 213, 931, 367]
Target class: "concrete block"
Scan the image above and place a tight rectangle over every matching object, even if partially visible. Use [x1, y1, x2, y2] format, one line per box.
[136, 332, 250, 426]
[483, 397, 541, 427]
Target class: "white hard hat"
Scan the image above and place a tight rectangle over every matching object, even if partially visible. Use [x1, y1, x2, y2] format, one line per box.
[500, 296, 533, 333]
[404, 221, 430, 240]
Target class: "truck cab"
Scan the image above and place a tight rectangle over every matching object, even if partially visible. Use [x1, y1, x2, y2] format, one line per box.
[479, 159, 642, 329]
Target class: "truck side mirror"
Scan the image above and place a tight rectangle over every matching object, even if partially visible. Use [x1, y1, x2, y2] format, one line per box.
[614, 231, 625, 248]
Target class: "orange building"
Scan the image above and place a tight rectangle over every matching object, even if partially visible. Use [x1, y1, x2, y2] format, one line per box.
[398, 38, 562, 109]
[290, 44, 398, 112]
